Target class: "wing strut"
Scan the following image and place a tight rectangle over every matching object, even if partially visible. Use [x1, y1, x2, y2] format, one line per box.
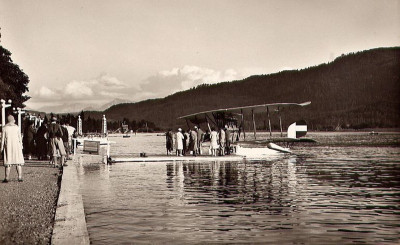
[204, 114, 212, 132]
[252, 109, 257, 140]
[278, 107, 283, 137]
[206, 113, 217, 127]
[185, 119, 190, 130]
[267, 107, 272, 137]
[241, 109, 246, 141]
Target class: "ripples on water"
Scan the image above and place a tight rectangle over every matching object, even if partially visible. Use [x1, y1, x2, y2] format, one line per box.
[78, 133, 400, 244]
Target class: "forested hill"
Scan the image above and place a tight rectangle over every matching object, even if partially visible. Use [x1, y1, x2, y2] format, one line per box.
[87, 47, 400, 130]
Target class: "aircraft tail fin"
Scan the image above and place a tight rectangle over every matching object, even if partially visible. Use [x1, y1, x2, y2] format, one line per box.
[287, 120, 307, 139]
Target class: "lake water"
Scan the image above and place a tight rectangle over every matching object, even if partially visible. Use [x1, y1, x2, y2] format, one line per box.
[76, 132, 400, 244]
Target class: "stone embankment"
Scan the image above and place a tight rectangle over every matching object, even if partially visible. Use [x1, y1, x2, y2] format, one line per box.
[52, 156, 90, 245]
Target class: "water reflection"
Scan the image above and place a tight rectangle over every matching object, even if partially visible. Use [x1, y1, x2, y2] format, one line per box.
[165, 158, 305, 214]
[78, 135, 400, 244]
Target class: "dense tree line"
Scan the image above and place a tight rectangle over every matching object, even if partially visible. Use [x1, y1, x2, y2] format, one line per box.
[46, 111, 160, 133]
[82, 47, 400, 131]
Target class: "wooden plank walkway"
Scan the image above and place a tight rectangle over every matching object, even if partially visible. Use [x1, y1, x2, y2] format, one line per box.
[110, 155, 244, 163]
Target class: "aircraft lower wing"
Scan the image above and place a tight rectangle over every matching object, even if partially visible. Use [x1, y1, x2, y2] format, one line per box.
[253, 138, 317, 144]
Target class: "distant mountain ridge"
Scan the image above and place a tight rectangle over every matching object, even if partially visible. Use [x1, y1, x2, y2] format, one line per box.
[97, 98, 132, 111]
[85, 47, 400, 130]
[38, 98, 131, 113]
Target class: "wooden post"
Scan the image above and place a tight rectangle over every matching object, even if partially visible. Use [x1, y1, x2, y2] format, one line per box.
[267, 107, 272, 137]
[185, 119, 190, 130]
[279, 113, 283, 137]
[103, 142, 111, 164]
[205, 115, 212, 132]
[252, 109, 256, 140]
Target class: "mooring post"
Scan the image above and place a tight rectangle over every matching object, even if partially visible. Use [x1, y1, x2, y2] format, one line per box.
[103, 142, 111, 164]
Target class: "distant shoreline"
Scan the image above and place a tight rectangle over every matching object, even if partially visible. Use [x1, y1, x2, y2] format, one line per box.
[103, 129, 400, 134]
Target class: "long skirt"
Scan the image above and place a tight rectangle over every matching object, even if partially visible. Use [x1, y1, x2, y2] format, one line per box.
[36, 137, 48, 158]
[23, 138, 35, 155]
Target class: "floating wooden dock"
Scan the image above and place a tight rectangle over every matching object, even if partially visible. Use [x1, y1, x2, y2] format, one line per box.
[109, 155, 245, 163]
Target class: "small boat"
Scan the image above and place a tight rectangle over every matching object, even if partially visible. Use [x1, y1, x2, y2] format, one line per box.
[122, 123, 131, 138]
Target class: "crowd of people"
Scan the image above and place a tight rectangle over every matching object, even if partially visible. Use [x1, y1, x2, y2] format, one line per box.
[24, 116, 75, 166]
[1, 115, 76, 183]
[166, 125, 233, 157]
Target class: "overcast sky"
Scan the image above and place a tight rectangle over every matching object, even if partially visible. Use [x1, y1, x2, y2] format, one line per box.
[1, 0, 399, 110]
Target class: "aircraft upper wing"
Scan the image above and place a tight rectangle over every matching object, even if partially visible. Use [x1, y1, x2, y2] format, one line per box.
[178, 101, 311, 119]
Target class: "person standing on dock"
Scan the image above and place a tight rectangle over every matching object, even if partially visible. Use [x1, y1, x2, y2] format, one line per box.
[1, 115, 25, 183]
[225, 125, 232, 155]
[210, 127, 219, 156]
[196, 126, 204, 155]
[189, 128, 197, 156]
[176, 128, 184, 156]
[48, 117, 67, 168]
[183, 129, 190, 155]
[166, 129, 173, 155]
[23, 120, 36, 160]
[219, 127, 226, 156]
[61, 121, 70, 162]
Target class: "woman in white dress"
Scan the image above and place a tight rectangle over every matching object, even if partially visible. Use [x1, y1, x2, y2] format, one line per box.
[1, 115, 25, 183]
[210, 128, 219, 156]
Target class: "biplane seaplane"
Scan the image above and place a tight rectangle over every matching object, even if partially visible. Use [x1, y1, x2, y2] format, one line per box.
[178, 101, 315, 158]
[108, 101, 314, 163]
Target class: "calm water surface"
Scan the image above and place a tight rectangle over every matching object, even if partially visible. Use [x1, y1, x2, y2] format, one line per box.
[77, 133, 400, 244]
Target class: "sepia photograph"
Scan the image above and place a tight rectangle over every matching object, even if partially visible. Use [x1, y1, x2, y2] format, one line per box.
[0, 0, 399, 244]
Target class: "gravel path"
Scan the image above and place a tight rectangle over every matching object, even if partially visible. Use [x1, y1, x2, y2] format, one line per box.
[0, 161, 61, 245]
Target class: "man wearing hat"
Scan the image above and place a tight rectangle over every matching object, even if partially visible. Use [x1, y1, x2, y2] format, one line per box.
[48, 117, 67, 168]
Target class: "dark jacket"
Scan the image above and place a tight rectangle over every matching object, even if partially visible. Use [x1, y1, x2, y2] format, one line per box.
[48, 123, 63, 139]
[61, 126, 69, 142]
